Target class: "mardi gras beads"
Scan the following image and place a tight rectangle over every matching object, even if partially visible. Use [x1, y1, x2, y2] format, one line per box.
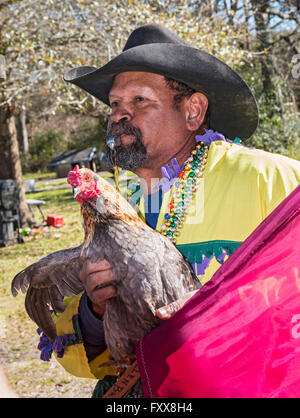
[160, 141, 208, 244]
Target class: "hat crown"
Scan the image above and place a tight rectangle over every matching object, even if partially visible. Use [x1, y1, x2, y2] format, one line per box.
[123, 24, 189, 51]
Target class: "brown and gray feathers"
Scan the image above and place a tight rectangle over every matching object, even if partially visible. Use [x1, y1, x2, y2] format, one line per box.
[11, 245, 84, 341]
[11, 168, 201, 359]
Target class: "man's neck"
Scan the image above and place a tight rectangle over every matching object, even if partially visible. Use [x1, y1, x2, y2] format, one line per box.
[135, 134, 197, 195]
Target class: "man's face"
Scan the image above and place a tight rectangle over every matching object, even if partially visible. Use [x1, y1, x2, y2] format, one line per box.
[105, 72, 189, 171]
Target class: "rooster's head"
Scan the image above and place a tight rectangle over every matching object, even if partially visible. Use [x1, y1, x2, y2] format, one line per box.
[67, 165, 100, 205]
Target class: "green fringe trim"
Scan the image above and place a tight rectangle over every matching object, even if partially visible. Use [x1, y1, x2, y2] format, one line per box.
[176, 240, 242, 263]
[72, 314, 84, 344]
[92, 375, 118, 398]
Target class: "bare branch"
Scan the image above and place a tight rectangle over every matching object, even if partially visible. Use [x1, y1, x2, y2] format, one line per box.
[265, 6, 300, 24]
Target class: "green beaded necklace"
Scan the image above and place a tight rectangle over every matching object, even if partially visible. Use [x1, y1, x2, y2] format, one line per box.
[160, 141, 209, 244]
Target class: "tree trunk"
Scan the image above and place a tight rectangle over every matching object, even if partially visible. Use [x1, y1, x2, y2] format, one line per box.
[252, 0, 283, 118]
[0, 104, 35, 227]
[0, 107, 13, 178]
[18, 105, 29, 154]
[0, 54, 5, 82]
[243, 0, 251, 50]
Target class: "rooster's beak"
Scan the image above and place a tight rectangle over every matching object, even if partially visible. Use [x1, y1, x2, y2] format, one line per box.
[73, 187, 80, 198]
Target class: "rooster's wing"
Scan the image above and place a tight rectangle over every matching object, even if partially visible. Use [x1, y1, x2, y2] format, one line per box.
[11, 245, 84, 341]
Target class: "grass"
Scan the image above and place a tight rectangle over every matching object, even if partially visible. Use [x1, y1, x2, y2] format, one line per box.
[23, 171, 56, 181]
[0, 175, 96, 397]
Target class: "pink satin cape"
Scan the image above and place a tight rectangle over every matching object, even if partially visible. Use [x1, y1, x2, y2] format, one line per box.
[136, 184, 300, 398]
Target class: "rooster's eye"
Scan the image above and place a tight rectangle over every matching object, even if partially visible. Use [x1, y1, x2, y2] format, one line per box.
[84, 174, 92, 181]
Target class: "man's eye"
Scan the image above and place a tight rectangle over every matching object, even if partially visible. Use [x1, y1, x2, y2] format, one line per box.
[135, 96, 145, 103]
[110, 101, 118, 108]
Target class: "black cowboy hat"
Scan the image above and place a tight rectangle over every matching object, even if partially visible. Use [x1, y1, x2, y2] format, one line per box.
[64, 24, 258, 140]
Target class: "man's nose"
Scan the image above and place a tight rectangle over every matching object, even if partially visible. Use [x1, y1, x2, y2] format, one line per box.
[110, 103, 133, 124]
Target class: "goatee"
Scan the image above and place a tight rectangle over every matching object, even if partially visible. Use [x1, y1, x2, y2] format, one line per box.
[103, 121, 148, 171]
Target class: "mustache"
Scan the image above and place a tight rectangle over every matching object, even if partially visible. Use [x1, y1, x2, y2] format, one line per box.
[104, 121, 147, 171]
[106, 121, 143, 143]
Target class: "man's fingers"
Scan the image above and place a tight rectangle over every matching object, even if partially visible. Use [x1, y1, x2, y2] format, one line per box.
[79, 258, 117, 314]
[79, 259, 113, 283]
[156, 301, 181, 320]
[156, 290, 199, 320]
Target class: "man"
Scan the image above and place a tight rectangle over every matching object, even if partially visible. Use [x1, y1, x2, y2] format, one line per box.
[48, 24, 300, 392]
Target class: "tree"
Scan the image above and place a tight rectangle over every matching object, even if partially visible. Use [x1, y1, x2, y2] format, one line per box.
[204, 0, 300, 153]
[213, 0, 299, 105]
[0, 34, 35, 226]
[0, 0, 247, 225]
[250, 0, 282, 118]
[1, 0, 246, 118]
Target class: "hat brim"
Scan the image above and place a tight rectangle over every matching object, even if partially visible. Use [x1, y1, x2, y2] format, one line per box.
[64, 43, 258, 140]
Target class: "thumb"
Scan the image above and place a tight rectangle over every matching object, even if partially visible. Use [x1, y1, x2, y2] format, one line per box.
[156, 300, 182, 320]
[156, 290, 199, 320]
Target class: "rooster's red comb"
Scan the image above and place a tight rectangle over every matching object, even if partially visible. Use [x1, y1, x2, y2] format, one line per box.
[67, 164, 82, 188]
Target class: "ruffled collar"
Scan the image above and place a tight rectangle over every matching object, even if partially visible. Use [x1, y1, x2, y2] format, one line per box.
[155, 129, 241, 193]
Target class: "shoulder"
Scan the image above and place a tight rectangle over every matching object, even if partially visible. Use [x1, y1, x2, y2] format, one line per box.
[207, 141, 300, 179]
[202, 140, 300, 219]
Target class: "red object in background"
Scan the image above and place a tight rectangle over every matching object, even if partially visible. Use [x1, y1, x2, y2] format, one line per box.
[46, 214, 64, 228]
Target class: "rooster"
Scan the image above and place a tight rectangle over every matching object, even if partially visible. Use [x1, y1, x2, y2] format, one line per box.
[11, 166, 200, 362]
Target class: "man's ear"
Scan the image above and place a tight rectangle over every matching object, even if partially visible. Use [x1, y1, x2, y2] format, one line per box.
[185, 93, 208, 131]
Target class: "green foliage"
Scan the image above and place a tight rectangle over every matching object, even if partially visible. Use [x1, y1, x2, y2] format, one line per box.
[236, 55, 300, 158]
[66, 117, 107, 151]
[22, 131, 66, 173]
[248, 112, 299, 157]
[21, 116, 107, 173]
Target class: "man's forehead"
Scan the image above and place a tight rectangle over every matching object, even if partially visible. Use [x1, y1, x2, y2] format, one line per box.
[109, 71, 168, 97]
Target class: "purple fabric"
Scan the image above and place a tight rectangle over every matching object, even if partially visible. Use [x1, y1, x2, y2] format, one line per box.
[195, 129, 227, 144]
[216, 247, 230, 264]
[37, 329, 53, 361]
[37, 329, 75, 361]
[154, 159, 186, 193]
[194, 255, 214, 275]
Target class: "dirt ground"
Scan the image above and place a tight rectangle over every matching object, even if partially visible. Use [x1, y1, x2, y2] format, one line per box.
[0, 295, 97, 398]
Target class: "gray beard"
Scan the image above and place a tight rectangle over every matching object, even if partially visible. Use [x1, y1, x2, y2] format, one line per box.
[103, 126, 148, 171]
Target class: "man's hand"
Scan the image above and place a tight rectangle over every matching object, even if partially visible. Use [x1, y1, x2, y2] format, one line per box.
[79, 259, 117, 317]
[156, 290, 199, 320]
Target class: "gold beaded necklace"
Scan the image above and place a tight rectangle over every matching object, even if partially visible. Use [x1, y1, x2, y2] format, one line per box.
[160, 141, 209, 244]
